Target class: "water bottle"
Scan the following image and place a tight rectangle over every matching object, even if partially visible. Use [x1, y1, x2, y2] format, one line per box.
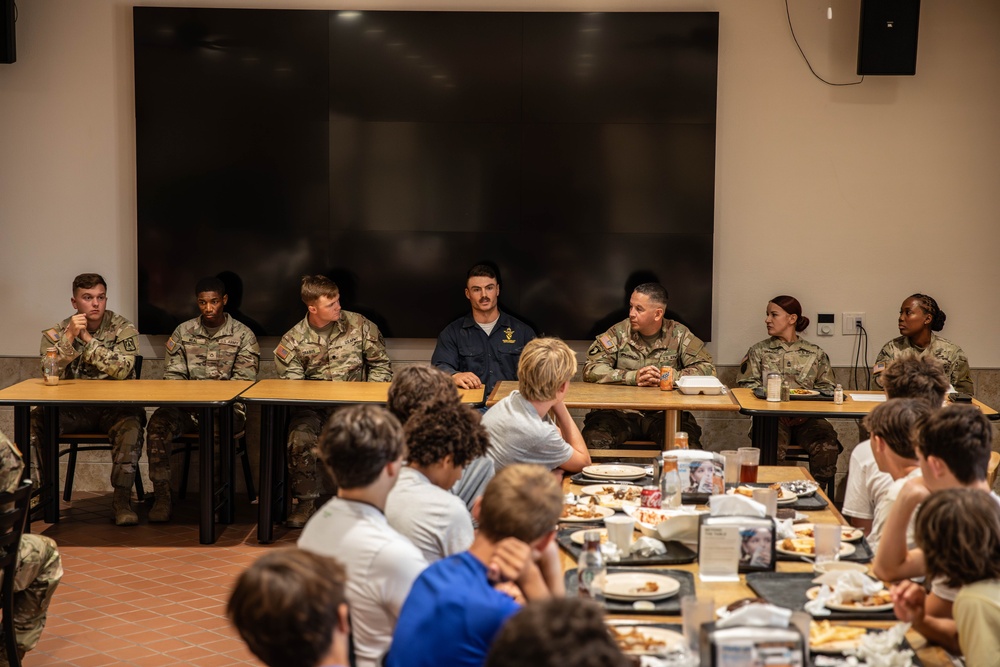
[834, 383, 844, 405]
[44, 347, 60, 386]
[577, 530, 606, 603]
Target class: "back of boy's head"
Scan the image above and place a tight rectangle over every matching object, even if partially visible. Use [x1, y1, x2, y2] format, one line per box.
[883, 352, 949, 405]
[227, 548, 347, 667]
[317, 404, 405, 489]
[517, 337, 577, 402]
[863, 398, 929, 459]
[387, 365, 459, 423]
[478, 464, 562, 543]
[404, 400, 490, 468]
[485, 598, 632, 667]
[917, 403, 992, 485]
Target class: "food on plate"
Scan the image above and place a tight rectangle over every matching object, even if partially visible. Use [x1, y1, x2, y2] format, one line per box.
[631, 508, 671, 526]
[600, 485, 642, 502]
[561, 504, 607, 520]
[807, 588, 893, 608]
[794, 525, 861, 541]
[609, 626, 669, 654]
[630, 581, 660, 594]
[725, 597, 768, 613]
[789, 388, 814, 395]
[734, 482, 781, 498]
[780, 537, 816, 554]
[809, 621, 866, 647]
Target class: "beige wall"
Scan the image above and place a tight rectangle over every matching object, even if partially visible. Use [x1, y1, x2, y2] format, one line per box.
[2, 0, 998, 366]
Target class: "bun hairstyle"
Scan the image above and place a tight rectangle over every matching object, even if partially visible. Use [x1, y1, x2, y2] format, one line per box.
[910, 293, 946, 332]
[769, 295, 809, 332]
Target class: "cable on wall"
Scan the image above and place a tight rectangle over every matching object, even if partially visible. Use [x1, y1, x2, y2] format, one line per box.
[784, 0, 864, 86]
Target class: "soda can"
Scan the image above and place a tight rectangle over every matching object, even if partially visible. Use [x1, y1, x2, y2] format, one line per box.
[659, 366, 674, 391]
[641, 485, 662, 509]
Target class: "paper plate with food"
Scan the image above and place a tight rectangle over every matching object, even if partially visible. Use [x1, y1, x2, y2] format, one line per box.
[560, 503, 615, 522]
[806, 586, 893, 613]
[580, 484, 642, 510]
[789, 388, 820, 397]
[623, 505, 703, 539]
[603, 572, 680, 601]
[808, 620, 868, 653]
[793, 524, 864, 543]
[729, 483, 797, 504]
[581, 464, 647, 481]
[607, 623, 686, 656]
[570, 528, 609, 545]
[776, 537, 856, 558]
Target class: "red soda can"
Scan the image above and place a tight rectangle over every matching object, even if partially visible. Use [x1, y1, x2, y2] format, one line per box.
[640, 485, 662, 508]
[659, 366, 674, 391]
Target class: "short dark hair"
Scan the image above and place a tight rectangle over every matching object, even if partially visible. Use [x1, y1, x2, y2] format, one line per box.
[477, 464, 562, 543]
[404, 402, 490, 468]
[227, 548, 347, 667]
[909, 293, 947, 332]
[916, 404, 992, 485]
[632, 283, 668, 308]
[915, 488, 1000, 588]
[485, 598, 632, 667]
[863, 398, 929, 459]
[882, 352, 949, 406]
[72, 273, 107, 292]
[387, 365, 459, 423]
[769, 295, 809, 332]
[316, 405, 406, 489]
[466, 263, 499, 284]
[301, 275, 339, 305]
[195, 276, 227, 297]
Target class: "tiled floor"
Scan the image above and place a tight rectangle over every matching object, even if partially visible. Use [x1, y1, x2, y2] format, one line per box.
[26, 492, 297, 666]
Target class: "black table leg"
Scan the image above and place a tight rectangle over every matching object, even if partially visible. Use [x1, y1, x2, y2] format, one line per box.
[220, 405, 234, 525]
[750, 415, 780, 465]
[199, 406, 216, 544]
[43, 406, 59, 523]
[257, 405, 275, 544]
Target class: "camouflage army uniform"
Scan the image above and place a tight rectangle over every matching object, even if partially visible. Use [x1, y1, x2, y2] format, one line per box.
[582, 319, 716, 448]
[871, 334, 974, 394]
[145, 314, 259, 485]
[29, 311, 145, 491]
[275, 312, 392, 501]
[735, 336, 842, 480]
[0, 432, 62, 660]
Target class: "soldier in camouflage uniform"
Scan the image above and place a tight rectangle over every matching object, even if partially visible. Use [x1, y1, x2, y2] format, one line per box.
[0, 431, 62, 664]
[144, 278, 260, 522]
[871, 294, 973, 395]
[29, 273, 146, 526]
[735, 296, 841, 484]
[275, 275, 392, 527]
[582, 283, 715, 448]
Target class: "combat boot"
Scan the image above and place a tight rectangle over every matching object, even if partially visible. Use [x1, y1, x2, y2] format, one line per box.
[149, 481, 172, 523]
[286, 499, 316, 529]
[112, 487, 138, 526]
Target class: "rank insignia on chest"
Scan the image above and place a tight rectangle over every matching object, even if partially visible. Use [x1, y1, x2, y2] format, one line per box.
[502, 327, 516, 344]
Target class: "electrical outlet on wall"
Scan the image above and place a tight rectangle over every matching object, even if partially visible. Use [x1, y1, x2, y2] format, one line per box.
[842, 312, 865, 334]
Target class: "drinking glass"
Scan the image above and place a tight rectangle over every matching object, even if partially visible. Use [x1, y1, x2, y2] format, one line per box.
[814, 523, 842, 564]
[738, 447, 760, 483]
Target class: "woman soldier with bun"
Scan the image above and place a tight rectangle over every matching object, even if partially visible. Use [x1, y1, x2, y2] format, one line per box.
[872, 294, 973, 394]
[735, 295, 841, 491]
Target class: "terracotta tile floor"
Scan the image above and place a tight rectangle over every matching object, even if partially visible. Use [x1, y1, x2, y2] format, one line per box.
[26, 492, 298, 666]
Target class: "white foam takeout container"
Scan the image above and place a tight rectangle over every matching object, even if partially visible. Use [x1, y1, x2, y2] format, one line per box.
[675, 376, 725, 395]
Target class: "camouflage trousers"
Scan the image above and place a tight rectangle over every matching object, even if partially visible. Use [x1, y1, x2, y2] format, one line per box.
[287, 407, 338, 500]
[145, 403, 247, 483]
[0, 534, 62, 658]
[29, 405, 145, 489]
[582, 410, 703, 449]
[771, 416, 842, 480]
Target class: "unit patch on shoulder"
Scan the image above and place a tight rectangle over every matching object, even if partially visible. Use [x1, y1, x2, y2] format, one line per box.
[123, 337, 137, 352]
[873, 361, 885, 374]
[274, 344, 291, 362]
[164, 336, 180, 354]
[43, 328, 59, 344]
[599, 334, 614, 350]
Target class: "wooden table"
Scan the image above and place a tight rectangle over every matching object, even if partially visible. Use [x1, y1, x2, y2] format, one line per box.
[487, 381, 739, 450]
[240, 379, 484, 543]
[732, 388, 999, 465]
[562, 465, 949, 666]
[0, 378, 253, 544]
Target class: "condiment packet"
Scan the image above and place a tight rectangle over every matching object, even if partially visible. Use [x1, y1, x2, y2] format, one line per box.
[812, 570, 883, 605]
[709, 493, 766, 517]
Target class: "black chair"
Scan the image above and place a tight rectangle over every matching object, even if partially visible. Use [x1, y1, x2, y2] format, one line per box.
[170, 429, 256, 502]
[0, 481, 34, 667]
[59, 356, 145, 501]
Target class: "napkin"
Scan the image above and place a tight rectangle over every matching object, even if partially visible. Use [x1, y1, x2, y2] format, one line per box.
[812, 570, 884, 605]
[715, 602, 793, 629]
[631, 536, 668, 558]
[709, 493, 766, 517]
[776, 518, 796, 540]
[853, 623, 915, 667]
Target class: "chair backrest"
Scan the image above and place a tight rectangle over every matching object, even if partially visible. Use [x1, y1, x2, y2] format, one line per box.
[987, 451, 1000, 489]
[134, 354, 144, 380]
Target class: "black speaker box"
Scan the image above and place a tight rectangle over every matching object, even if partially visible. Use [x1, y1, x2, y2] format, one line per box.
[857, 0, 920, 75]
[0, 0, 14, 64]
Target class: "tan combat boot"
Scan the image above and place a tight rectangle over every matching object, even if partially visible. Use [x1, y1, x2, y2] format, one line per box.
[286, 498, 316, 529]
[149, 481, 172, 523]
[112, 487, 138, 526]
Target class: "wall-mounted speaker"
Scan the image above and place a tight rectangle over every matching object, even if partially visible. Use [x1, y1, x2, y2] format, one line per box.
[858, 0, 920, 75]
[0, 0, 14, 64]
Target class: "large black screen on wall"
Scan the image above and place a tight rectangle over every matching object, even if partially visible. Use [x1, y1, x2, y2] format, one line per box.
[135, 8, 718, 340]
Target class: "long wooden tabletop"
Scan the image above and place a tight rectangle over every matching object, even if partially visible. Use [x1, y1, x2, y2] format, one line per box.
[732, 387, 999, 419]
[487, 381, 740, 412]
[239, 379, 484, 405]
[0, 378, 254, 405]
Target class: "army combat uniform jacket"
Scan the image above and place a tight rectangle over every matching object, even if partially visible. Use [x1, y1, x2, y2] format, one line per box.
[274, 311, 392, 382]
[40, 310, 139, 380]
[584, 319, 716, 385]
[735, 337, 836, 391]
[164, 314, 259, 381]
[871, 334, 973, 394]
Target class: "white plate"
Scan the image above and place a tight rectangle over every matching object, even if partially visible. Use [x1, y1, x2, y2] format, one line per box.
[582, 464, 648, 481]
[570, 528, 609, 545]
[806, 586, 893, 613]
[789, 389, 820, 397]
[776, 539, 856, 558]
[794, 523, 864, 543]
[727, 486, 797, 503]
[603, 572, 681, 601]
[608, 624, 686, 655]
[560, 504, 615, 522]
[580, 484, 643, 510]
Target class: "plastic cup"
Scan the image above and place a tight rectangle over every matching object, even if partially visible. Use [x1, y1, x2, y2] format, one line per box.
[814, 523, 842, 564]
[752, 488, 777, 517]
[721, 450, 740, 484]
[738, 447, 760, 483]
[603, 515, 635, 556]
[681, 594, 715, 655]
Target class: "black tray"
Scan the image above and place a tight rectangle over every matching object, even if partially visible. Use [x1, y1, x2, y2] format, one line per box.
[726, 482, 830, 511]
[752, 387, 834, 402]
[746, 572, 894, 621]
[775, 537, 873, 564]
[557, 528, 697, 566]
[565, 567, 695, 615]
[570, 471, 655, 487]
